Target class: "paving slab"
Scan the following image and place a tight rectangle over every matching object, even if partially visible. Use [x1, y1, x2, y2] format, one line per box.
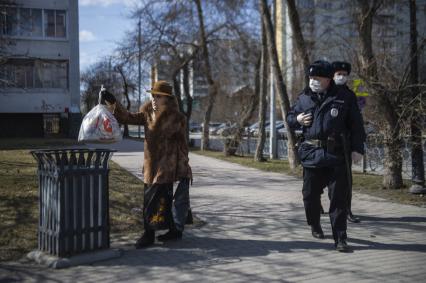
[1, 139, 425, 283]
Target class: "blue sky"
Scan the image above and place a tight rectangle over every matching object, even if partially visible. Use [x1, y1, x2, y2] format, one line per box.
[79, 0, 137, 72]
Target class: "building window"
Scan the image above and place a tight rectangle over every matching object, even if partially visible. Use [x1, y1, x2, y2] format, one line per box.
[55, 10, 66, 37]
[0, 7, 18, 36]
[0, 6, 66, 38]
[44, 9, 55, 37]
[0, 59, 68, 89]
[18, 8, 42, 37]
[44, 9, 66, 38]
[36, 61, 68, 88]
[19, 8, 31, 36]
[32, 9, 43, 36]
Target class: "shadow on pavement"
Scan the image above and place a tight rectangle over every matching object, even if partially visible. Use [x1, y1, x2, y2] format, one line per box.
[359, 215, 426, 223]
[95, 234, 426, 269]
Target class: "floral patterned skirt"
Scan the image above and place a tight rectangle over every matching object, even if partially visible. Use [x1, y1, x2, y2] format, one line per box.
[143, 183, 173, 230]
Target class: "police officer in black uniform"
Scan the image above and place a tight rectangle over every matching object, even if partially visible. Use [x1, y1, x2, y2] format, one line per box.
[332, 61, 366, 224]
[287, 60, 366, 252]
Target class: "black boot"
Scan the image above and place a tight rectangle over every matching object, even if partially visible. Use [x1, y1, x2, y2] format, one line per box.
[311, 225, 325, 239]
[335, 238, 351, 252]
[135, 230, 155, 249]
[347, 212, 360, 223]
[186, 209, 194, 225]
[157, 229, 182, 242]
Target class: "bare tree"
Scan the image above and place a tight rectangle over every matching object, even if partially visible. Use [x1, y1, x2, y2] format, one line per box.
[80, 58, 124, 114]
[224, 55, 260, 156]
[286, 0, 310, 85]
[408, 0, 425, 193]
[128, 1, 208, 141]
[259, 0, 299, 169]
[193, 0, 219, 151]
[113, 50, 137, 137]
[354, 0, 405, 189]
[169, 49, 199, 139]
[255, 18, 269, 162]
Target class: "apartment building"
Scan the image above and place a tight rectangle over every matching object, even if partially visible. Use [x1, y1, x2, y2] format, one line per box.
[0, 0, 80, 137]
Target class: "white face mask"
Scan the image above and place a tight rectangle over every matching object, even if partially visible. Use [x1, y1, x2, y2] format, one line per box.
[309, 79, 324, 93]
[334, 75, 348, 85]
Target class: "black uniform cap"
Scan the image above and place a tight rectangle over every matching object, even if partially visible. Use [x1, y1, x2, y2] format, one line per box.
[332, 61, 351, 75]
[307, 60, 334, 79]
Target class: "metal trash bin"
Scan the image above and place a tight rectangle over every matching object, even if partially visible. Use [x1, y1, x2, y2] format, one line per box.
[31, 148, 116, 257]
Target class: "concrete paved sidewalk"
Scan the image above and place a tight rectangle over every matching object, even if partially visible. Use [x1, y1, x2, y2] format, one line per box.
[1, 139, 426, 282]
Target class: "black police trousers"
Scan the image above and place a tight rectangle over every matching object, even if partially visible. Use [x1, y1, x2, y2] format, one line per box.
[302, 164, 349, 242]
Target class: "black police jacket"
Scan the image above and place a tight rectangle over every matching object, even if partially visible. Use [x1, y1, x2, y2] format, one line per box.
[287, 82, 366, 168]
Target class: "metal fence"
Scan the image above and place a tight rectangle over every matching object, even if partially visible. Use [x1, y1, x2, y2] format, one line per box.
[31, 148, 115, 257]
[191, 134, 426, 178]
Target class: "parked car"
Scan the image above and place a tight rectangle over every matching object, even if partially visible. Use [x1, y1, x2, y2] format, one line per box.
[253, 120, 284, 136]
[202, 122, 223, 135]
[211, 123, 224, 135]
[218, 123, 238, 136]
[277, 126, 303, 138]
[189, 122, 202, 133]
[248, 121, 270, 136]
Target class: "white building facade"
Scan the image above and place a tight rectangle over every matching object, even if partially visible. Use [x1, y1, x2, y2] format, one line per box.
[0, 0, 80, 137]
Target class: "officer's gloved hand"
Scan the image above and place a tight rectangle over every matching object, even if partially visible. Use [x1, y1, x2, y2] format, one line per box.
[100, 87, 116, 113]
[351, 152, 363, 164]
[297, 112, 313, 126]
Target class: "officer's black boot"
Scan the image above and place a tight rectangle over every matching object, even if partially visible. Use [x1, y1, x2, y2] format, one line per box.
[135, 229, 155, 249]
[347, 211, 360, 223]
[311, 224, 325, 239]
[335, 238, 351, 252]
[333, 230, 351, 252]
[157, 229, 182, 242]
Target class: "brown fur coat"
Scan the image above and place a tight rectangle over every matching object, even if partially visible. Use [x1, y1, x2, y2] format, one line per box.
[113, 98, 192, 184]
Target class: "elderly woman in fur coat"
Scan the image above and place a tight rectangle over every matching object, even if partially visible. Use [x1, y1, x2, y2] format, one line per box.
[101, 80, 192, 248]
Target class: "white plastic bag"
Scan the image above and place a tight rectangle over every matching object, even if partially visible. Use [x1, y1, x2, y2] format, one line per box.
[78, 89, 122, 143]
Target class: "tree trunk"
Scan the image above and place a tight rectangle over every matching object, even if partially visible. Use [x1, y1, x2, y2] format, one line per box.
[356, 0, 403, 189]
[224, 56, 261, 156]
[259, 0, 299, 169]
[383, 128, 403, 189]
[117, 66, 131, 137]
[194, 0, 218, 151]
[286, 0, 310, 85]
[183, 63, 193, 143]
[173, 73, 184, 113]
[409, 0, 425, 187]
[255, 20, 269, 162]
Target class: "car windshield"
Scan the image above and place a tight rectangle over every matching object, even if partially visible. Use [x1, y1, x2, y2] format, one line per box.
[249, 122, 260, 129]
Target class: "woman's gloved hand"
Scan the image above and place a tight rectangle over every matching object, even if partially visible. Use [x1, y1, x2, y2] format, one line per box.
[100, 87, 116, 104]
[100, 87, 116, 113]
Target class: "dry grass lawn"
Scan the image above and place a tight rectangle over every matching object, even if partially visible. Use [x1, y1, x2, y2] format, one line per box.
[0, 139, 144, 262]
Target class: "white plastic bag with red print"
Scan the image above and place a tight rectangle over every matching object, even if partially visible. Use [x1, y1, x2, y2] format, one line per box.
[78, 88, 122, 143]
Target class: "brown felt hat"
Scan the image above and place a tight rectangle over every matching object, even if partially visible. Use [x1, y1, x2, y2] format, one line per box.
[147, 80, 173, 97]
